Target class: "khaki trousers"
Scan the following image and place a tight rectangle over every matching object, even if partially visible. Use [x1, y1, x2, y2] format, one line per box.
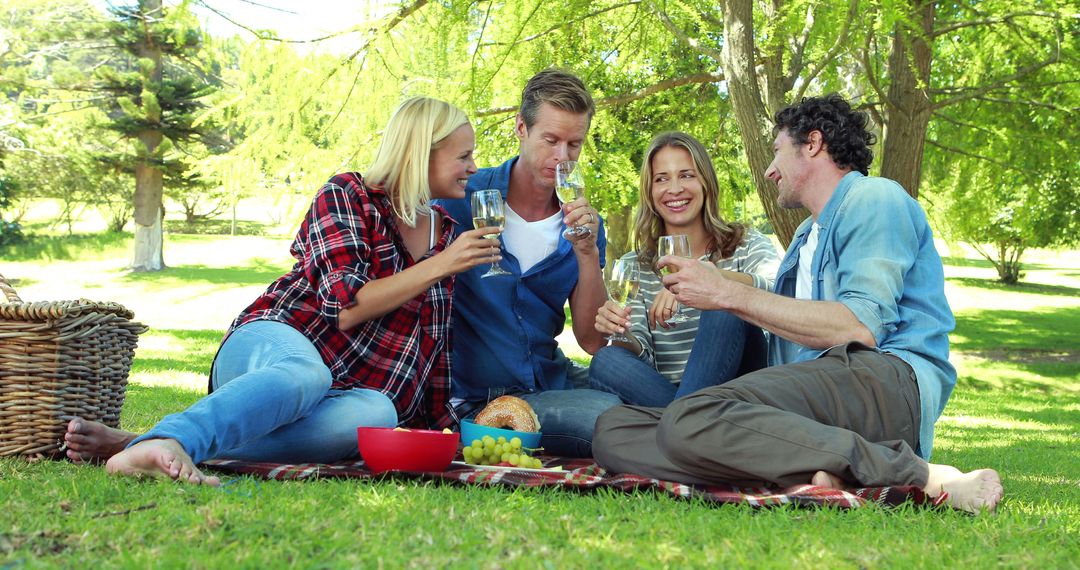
[592, 343, 930, 488]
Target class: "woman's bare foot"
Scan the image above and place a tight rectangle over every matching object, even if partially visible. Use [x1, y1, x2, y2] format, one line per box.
[924, 464, 1003, 514]
[105, 438, 221, 486]
[811, 470, 848, 490]
[64, 418, 136, 463]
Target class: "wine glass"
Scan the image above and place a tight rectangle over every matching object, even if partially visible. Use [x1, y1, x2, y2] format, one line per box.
[657, 234, 691, 325]
[604, 258, 640, 343]
[470, 189, 512, 278]
[555, 160, 590, 238]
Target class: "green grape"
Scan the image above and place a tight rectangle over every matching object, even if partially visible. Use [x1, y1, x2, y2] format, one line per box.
[510, 437, 522, 450]
[508, 454, 520, 466]
[497, 436, 507, 444]
[462, 447, 473, 460]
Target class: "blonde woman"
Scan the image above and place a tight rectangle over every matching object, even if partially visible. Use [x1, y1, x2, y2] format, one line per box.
[590, 131, 780, 406]
[63, 97, 501, 485]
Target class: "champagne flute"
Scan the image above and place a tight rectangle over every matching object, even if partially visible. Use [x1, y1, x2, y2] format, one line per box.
[471, 189, 512, 278]
[604, 258, 640, 343]
[657, 234, 691, 325]
[555, 160, 590, 238]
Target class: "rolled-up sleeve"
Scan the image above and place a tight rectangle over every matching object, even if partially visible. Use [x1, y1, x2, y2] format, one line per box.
[832, 185, 914, 345]
[302, 182, 374, 325]
[739, 229, 782, 291]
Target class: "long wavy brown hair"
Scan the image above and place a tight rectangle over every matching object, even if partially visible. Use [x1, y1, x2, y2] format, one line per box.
[633, 131, 746, 268]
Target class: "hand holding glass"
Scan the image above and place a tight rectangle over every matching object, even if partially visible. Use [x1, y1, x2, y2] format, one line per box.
[604, 259, 640, 343]
[470, 189, 511, 278]
[555, 160, 590, 238]
[657, 234, 691, 325]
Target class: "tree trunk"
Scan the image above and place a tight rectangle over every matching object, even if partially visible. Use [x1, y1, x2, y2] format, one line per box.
[879, 0, 934, 199]
[130, 0, 166, 272]
[131, 157, 165, 271]
[721, 0, 808, 248]
[603, 204, 634, 262]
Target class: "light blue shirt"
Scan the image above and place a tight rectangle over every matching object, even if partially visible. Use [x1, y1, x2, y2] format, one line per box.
[434, 157, 607, 401]
[769, 172, 956, 459]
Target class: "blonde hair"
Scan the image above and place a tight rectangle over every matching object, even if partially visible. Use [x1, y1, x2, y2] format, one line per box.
[519, 69, 595, 128]
[365, 97, 470, 227]
[633, 131, 746, 268]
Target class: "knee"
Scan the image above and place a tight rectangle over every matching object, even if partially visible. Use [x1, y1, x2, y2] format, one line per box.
[344, 390, 398, 428]
[591, 405, 628, 467]
[656, 393, 733, 466]
[588, 346, 628, 387]
[275, 354, 333, 392]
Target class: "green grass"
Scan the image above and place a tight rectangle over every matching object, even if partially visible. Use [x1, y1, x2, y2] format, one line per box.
[1, 236, 1079, 567]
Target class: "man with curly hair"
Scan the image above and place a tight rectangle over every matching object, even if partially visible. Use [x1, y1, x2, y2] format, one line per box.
[593, 94, 1003, 513]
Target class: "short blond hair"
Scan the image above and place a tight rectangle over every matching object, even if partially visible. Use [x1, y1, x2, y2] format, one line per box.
[366, 97, 470, 226]
[519, 69, 594, 129]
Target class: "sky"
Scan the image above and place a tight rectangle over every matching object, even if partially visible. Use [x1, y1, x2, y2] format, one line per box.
[95, 0, 397, 52]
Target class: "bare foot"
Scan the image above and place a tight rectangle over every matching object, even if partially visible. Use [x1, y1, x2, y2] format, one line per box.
[924, 464, 1003, 514]
[64, 418, 136, 463]
[105, 438, 221, 486]
[811, 470, 848, 490]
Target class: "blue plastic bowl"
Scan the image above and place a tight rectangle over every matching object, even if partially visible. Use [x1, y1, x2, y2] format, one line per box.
[459, 419, 542, 450]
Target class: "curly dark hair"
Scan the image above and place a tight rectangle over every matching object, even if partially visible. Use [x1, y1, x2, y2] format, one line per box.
[773, 94, 877, 174]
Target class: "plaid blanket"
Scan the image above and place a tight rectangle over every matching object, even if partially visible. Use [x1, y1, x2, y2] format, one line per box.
[204, 456, 936, 509]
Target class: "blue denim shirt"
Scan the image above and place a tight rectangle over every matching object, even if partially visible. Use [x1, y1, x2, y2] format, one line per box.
[434, 157, 607, 401]
[768, 172, 956, 459]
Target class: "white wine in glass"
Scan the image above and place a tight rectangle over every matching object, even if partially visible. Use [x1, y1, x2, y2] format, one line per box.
[555, 160, 590, 237]
[605, 258, 639, 343]
[657, 234, 691, 324]
[470, 189, 511, 278]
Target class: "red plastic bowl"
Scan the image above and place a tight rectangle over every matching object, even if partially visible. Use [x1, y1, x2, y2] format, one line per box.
[356, 427, 460, 473]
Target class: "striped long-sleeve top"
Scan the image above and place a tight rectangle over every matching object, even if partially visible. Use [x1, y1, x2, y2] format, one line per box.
[624, 228, 781, 384]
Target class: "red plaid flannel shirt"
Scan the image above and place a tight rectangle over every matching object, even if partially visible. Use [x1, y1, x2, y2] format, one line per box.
[229, 173, 458, 429]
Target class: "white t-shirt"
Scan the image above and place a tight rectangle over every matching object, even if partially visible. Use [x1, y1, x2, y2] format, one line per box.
[503, 205, 562, 273]
[795, 222, 821, 300]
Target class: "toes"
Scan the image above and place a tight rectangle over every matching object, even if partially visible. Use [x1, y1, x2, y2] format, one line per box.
[65, 433, 91, 447]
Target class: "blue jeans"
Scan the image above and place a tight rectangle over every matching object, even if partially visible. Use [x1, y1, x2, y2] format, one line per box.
[128, 320, 398, 464]
[588, 310, 766, 407]
[457, 387, 621, 458]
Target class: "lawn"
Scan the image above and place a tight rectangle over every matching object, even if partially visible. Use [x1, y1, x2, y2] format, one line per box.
[1, 233, 1078, 568]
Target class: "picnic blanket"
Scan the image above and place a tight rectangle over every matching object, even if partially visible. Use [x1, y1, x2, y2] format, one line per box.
[204, 456, 938, 510]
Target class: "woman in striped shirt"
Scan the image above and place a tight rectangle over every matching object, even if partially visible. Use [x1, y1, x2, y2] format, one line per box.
[589, 131, 780, 406]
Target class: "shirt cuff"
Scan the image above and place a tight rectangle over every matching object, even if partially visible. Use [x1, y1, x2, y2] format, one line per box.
[839, 296, 894, 345]
[318, 268, 370, 324]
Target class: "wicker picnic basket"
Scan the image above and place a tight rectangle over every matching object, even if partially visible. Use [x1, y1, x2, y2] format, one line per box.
[0, 272, 147, 458]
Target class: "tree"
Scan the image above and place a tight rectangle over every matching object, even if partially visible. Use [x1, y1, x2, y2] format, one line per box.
[922, 41, 1079, 283]
[96, 0, 210, 271]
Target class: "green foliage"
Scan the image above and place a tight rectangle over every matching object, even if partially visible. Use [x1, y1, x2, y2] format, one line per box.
[923, 14, 1079, 284]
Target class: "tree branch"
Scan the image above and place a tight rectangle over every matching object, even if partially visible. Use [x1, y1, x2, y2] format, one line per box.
[480, 1, 642, 47]
[931, 109, 997, 137]
[932, 26, 1064, 110]
[926, 138, 1034, 174]
[297, 0, 429, 113]
[192, 0, 358, 44]
[786, 3, 816, 87]
[858, 26, 888, 108]
[931, 10, 1061, 38]
[474, 72, 726, 117]
[793, 0, 859, 101]
[650, 2, 724, 62]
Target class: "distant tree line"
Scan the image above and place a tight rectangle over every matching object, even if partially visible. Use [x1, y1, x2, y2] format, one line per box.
[1, 0, 1076, 282]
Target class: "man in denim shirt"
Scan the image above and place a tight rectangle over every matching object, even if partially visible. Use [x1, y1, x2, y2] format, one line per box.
[594, 95, 1003, 513]
[436, 70, 620, 457]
